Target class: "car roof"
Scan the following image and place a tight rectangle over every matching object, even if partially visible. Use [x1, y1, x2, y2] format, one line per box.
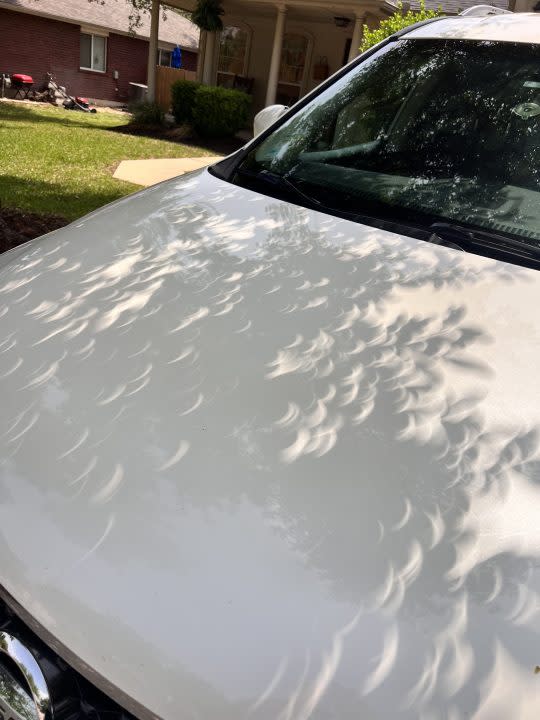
[403, 12, 540, 44]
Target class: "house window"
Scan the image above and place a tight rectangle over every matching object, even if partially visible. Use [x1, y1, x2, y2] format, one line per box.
[80, 33, 107, 72]
[157, 48, 173, 67]
[277, 33, 309, 105]
[217, 26, 249, 87]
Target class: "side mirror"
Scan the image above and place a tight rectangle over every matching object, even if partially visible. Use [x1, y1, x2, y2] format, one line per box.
[253, 104, 288, 137]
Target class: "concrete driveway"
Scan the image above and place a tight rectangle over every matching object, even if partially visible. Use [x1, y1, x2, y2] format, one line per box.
[113, 156, 222, 187]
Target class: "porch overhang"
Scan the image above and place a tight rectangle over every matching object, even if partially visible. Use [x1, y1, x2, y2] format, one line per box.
[169, 0, 398, 16]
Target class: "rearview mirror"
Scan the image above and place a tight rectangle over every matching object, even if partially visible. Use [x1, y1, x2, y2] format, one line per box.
[253, 104, 288, 137]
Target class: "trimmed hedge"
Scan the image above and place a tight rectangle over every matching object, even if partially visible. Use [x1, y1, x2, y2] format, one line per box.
[192, 85, 251, 138]
[171, 80, 252, 138]
[171, 80, 201, 125]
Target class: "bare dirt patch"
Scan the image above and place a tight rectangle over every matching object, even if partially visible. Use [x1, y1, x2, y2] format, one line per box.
[0, 207, 67, 254]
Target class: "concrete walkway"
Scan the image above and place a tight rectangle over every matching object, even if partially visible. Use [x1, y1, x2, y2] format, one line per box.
[113, 156, 222, 187]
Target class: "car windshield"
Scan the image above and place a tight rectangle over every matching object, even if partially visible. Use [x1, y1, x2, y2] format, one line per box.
[235, 39, 540, 250]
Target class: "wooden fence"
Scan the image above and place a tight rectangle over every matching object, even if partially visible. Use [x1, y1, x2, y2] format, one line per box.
[155, 66, 197, 111]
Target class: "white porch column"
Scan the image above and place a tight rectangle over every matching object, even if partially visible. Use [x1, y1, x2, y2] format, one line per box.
[146, 0, 160, 101]
[265, 4, 287, 107]
[202, 30, 217, 85]
[348, 14, 365, 63]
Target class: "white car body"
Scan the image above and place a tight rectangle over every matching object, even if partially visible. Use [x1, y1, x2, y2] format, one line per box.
[1, 12, 540, 720]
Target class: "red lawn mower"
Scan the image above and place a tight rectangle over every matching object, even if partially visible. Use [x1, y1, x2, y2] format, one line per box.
[47, 74, 97, 113]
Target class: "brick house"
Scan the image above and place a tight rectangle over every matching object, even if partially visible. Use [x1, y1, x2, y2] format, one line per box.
[0, 0, 199, 104]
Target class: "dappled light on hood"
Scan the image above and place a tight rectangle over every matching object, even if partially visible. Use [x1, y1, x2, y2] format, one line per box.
[0, 170, 539, 719]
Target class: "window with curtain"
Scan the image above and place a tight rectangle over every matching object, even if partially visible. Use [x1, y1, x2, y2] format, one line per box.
[217, 26, 249, 87]
[80, 33, 107, 72]
[279, 33, 308, 83]
[277, 33, 309, 105]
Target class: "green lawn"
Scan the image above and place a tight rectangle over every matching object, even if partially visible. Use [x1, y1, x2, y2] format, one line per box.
[0, 101, 213, 221]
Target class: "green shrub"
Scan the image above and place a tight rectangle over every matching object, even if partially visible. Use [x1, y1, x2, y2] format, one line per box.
[191, 85, 251, 138]
[360, 0, 441, 53]
[171, 79, 201, 124]
[129, 101, 164, 126]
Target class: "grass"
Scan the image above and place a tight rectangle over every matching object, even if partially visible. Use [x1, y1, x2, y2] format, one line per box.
[0, 101, 214, 221]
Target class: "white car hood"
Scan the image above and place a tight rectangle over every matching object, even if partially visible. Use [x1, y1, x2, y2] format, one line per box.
[1, 170, 539, 719]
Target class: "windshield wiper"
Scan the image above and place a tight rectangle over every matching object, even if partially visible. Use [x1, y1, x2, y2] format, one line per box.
[235, 168, 326, 210]
[429, 222, 540, 264]
[235, 169, 540, 269]
[235, 167, 432, 235]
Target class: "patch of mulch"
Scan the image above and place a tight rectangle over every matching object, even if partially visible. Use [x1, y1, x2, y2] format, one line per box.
[110, 123, 168, 139]
[180, 134, 245, 156]
[0, 207, 68, 254]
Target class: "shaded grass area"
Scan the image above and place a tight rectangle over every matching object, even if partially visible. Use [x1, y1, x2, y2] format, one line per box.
[0, 101, 215, 221]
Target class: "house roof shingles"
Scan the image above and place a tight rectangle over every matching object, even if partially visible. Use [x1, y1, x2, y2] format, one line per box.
[1, 0, 199, 50]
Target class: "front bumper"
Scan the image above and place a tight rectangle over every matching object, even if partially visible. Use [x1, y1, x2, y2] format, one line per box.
[0, 590, 139, 720]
